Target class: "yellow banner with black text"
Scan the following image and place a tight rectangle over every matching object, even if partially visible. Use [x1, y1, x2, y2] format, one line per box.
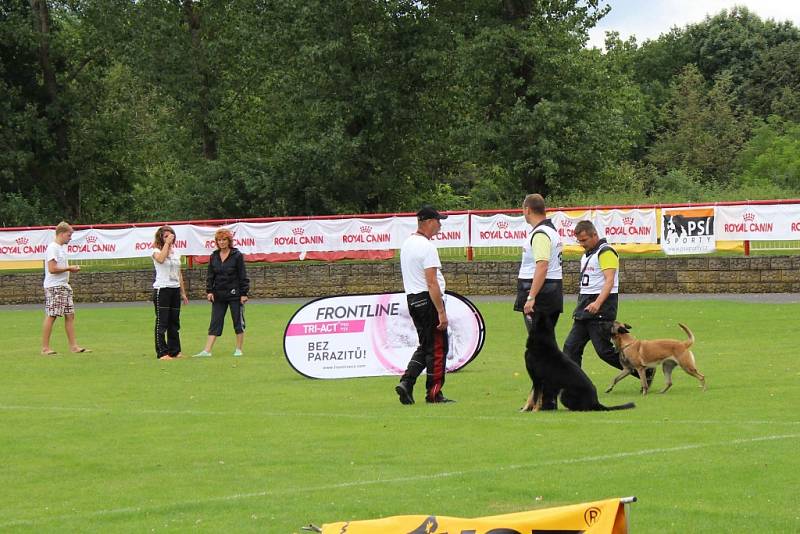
[321, 497, 630, 534]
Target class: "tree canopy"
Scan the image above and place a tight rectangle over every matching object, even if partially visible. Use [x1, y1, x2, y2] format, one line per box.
[1, 1, 799, 226]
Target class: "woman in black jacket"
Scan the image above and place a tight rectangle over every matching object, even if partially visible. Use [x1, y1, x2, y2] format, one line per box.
[193, 228, 250, 357]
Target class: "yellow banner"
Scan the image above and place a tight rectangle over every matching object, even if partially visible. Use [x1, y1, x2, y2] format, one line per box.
[322, 497, 629, 534]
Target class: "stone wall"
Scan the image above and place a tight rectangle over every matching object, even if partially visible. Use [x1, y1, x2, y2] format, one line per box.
[2, 256, 799, 304]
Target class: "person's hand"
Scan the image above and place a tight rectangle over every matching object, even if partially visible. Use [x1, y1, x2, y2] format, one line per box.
[584, 301, 600, 315]
[165, 233, 175, 245]
[437, 310, 448, 331]
[181, 292, 189, 305]
[241, 295, 248, 304]
[523, 297, 535, 315]
[206, 293, 214, 302]
[69, 265, 81, 273]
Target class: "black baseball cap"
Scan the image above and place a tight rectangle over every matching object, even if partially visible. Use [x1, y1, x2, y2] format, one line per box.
[416, 205, 448, 221]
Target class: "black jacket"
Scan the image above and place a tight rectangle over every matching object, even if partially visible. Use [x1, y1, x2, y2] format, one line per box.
[206, 248, 250, 299]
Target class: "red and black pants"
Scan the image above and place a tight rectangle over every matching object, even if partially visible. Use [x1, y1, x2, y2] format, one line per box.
[400, 292, 449, 402]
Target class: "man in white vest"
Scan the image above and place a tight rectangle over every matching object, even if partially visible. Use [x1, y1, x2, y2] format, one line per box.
[563, 220, 652, 385]
[519, 194, 564, 411]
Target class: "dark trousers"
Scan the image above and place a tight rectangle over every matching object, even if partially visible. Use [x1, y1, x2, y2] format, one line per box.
[563, 319, 621, 370]
[525, 310, 562, 409]
[208, 298, 245, 336]
[153, 287, 182, 358]
[400, 292, 449, 402]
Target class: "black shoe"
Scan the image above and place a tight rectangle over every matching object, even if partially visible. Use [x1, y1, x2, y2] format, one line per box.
[395, 382, 415, 405]
[426, 394, 456, 404]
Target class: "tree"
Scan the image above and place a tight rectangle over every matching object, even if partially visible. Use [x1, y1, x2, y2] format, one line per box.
[647, 64, 748, 184]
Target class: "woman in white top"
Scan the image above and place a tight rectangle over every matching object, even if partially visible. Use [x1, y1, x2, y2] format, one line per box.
[152, 226, 189, 360]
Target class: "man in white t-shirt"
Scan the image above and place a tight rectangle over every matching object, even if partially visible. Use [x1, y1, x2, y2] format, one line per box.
[395, 206, 454, 405]
[41, 221, 91, 355]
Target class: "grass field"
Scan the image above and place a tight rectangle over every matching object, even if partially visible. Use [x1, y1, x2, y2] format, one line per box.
[1, 297, 798, 533]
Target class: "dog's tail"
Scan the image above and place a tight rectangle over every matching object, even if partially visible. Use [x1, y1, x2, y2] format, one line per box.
[678, 323, 694, 348]
[600, 401, 636, 411]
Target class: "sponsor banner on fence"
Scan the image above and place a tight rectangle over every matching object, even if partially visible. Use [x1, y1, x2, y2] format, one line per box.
[470, 214, 531, 247]
[661, 207, 716, 255]
[321, 497, 630, 534]
[550, 210, 591, 245]
[595, 208, 657, 244]
[0, 229, 53, 260]
[283, 291, 484, 379]
[715, 204, 800, 241]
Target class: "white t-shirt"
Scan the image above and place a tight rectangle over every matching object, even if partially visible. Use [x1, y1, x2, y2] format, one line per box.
[43, 242, 70, 288]
[400, 233, 445, 295]
[152, 250, 182, 289]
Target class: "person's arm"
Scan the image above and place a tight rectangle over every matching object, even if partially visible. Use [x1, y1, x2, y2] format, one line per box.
[584, 268, 616, 314]
[206, 253, 215, 302]
[523, 260, 549, 314]
[238, 253, 249, 304]
[152, 235, 174, 264]
[424, 267, 448, 331]
[179, 269, 189, 305]
[48, 259, 79, 274]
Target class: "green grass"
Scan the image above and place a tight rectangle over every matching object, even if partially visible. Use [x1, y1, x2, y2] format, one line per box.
[1, 299, 798, 533]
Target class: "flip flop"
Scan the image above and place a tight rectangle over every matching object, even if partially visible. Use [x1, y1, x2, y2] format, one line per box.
[40, 350, 58, 355]
[71, 348, 92, 353]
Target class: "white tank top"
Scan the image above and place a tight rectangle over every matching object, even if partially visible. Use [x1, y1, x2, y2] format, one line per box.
[579, 244, 619, 294]
[532, 223, 563, 280]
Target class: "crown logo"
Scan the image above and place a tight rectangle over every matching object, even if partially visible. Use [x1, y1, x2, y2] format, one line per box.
[622, 216, 634, 225]
[742, 212, 755, 222]
[86, 235, 98, 244]
[496, 221, 509, 230]
[291, 227, 305, 236]
[560, 219, 573, 228]
[360, 225, 372, 233]
[16, 237, 29, 245]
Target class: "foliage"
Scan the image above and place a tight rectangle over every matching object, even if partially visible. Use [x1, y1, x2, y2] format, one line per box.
[736, 116, 800, 190]
[2, 1, 800, 226]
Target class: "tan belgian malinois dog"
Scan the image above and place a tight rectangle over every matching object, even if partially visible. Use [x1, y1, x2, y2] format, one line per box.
[607, 322, 706, 395]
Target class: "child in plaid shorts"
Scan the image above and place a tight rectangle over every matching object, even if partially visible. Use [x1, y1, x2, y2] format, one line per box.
[41, 222, 91, 355]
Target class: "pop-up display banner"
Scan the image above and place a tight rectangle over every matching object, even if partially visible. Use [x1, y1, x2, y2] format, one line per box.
[283, 291, 485, 379]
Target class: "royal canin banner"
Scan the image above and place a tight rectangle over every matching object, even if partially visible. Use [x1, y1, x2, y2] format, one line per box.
[595, 209, 658, 244]
[715, 204, 800, 241]
[283, 291, 485, 379]
[320, 497, 632, 533]
[0, 216, 469, 261]
[469, 213, 531, 246]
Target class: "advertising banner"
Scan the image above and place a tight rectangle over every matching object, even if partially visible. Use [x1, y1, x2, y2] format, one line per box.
[470, 213, 531, 247]
[661, 207, 716, 255]
[0, 229, 54, 260]
[550, 210, 591, 245]
[283, 291, 484, 379]
[320, 497, 630, 534]
[715, 204, 800, 241]
[595, 208, 657, 244]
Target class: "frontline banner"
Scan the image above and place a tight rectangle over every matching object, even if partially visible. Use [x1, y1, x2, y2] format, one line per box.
[715, 203, 800, 241]
[661, 207, 716, 255]
[283, 291, 485, 379]
[320, 497, 630, 533]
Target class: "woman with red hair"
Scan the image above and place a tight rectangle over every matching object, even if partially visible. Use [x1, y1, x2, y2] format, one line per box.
[193, 228, 250, 357]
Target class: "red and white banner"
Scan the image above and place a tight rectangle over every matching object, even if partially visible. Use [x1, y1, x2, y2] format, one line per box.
[595, 208, 657, 244]
[283, 291, 484, 379]
[550, 210, 591, 245]
[470, 214, 530, 247]
[0, 229, 53, 258]
[715, 204, 800, 241]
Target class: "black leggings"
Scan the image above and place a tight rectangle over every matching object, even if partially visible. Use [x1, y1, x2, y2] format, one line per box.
[208, 298, 245, 336]
[153, 287, 181, 358]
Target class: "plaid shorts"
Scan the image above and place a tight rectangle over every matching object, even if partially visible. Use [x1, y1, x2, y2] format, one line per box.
[44, 285, 75, 317]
